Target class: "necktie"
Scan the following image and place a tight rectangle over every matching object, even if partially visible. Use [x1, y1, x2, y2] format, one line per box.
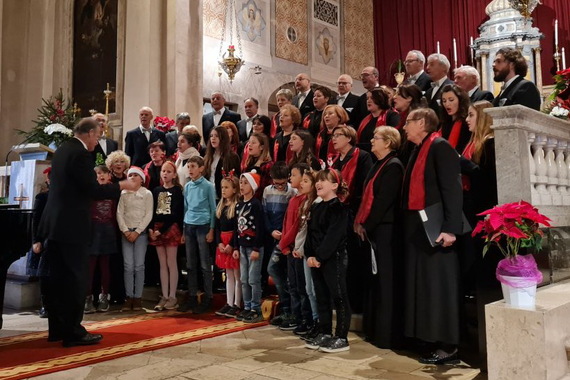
[143, 129, 150, 141]
[337, 96, 346, 107]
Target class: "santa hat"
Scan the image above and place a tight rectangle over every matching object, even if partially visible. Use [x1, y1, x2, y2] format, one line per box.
[127, 166, 146, 182]
[241, 169, 261, 192]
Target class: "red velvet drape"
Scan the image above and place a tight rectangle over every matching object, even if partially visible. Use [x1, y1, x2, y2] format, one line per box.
[373, 0, 570, 86]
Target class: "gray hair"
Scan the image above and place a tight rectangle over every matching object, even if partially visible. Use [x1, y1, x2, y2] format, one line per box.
[176, 112, 191, 122]
[408, 50, 426, 64]
[428, 53, 451, 72]
[276, 88, 294, 101]
[74, 117, 98, 135]
[454, 65, 480, 85]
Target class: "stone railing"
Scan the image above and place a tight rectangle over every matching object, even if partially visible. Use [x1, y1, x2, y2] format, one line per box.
[487, 105, 570, 227]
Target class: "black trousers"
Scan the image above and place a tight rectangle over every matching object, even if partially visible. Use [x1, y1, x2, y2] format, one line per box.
[311, 250, 351, 339]
[46, 240, 89, 342]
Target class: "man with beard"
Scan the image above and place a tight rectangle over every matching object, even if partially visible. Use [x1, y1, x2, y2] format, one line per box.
[492, 48, 541, 110]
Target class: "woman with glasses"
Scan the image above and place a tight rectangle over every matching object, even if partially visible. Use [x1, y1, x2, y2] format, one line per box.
[401, 108, 463, 365]
[357, 88, 400, 154]
[353, 126, 404, 348]
[330, 124, 372, 314]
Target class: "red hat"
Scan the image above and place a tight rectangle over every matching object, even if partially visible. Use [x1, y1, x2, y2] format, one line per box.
[241, 169, 261, 192]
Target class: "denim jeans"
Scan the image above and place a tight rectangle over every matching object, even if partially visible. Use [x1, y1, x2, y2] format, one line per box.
[287, 254, 312, 323]
[267, 246, 291, 314]
[184, 224, 213, 299]
[240, 246, 264, 311]
[122, 231, 148, 298]
[303, 256, 319, 321]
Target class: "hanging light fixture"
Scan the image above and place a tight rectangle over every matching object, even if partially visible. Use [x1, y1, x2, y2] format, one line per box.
[218, 0, 244, 82]
[507, 0, 541, 19]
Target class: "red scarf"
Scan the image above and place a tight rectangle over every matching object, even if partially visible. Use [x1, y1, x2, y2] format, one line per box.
[396, 110, 408, 130]
[240, 142, 250, 172]
[270, 113, 279, 138]
[357, 111, 387, 142]
[447, 120, 463, 149]
[331, 147, 360, 203]
[407, 133, 439, 210]
[354, 154, 394, 224]
[315, 129, 336, 162]
[302, 114, 311, 129]
[273, 135, 294, 163]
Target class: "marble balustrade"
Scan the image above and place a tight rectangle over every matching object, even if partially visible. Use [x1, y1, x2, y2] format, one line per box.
[486, 105, 570, 227]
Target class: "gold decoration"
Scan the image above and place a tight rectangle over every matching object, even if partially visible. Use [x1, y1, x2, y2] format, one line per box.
[507, 0, 541, 19]
[218, 0, 244, 82]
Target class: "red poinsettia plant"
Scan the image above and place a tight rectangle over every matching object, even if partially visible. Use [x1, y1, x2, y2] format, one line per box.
[154, 116, 176, 133]
[472, 200, 551, 259]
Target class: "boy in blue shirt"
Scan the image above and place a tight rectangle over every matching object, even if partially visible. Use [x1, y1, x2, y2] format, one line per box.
[179, 156, 216, 314]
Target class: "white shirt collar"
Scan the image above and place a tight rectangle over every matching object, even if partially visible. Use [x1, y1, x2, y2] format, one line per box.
[410, 70, 425, 81]
[503, 75, 520, 90]
[139, 124, 151, 133]
[74, 136, 88, 150]
[468, 86, 479, 97]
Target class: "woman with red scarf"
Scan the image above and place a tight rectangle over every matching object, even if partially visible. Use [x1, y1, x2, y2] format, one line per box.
[353, 126, 403, 349]
[439, 84, 471, 154]
[273, 104, 300, 164]
[401, 108, 463, 365]
[270, 89, 293, 139]
[393, 84, 425, 165]
[315, 105, 348, 164]
[356, 89, 400, 154]
[330, 124, 372, 314]
[302, 86, 332, 138]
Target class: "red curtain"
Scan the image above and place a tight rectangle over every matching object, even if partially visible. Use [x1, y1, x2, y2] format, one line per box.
[373, 0, 570, 86]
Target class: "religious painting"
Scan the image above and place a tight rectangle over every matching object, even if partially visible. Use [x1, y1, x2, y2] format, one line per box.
[73, 0, 118, 117]
[275, 0, 308, 65]
[238, 0, 267, 44]
[315, 27, 337, 66]
[311, 0, 339, 74]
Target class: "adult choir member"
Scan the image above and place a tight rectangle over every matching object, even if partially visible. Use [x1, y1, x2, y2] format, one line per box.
[439, 84, 472, 154]
[271, 89, 293, 138]
[315, 105, 349, 165]
[356, 89, 400, 154]
[303, 86, 332, 138]
[393, 84, 425, 165]
[273, 104, 300, 164]
[401, 108, 463, 365]
[353, 126, 404, 349]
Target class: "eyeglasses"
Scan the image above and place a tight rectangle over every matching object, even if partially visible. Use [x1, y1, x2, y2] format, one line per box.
[404, 59, 420, 64]
[404, 118, 421, 126]
[337, 81, 350, 86]
[372, 135, 385, 141]
[332, 133, 346, 139]
[273, 180, 288, 188]
[360, 73, 372, 79]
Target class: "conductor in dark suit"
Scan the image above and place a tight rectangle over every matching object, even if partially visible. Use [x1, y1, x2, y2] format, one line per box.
[236, 97, 259, 142]
[492, 47, 541, 111]
[336, 74, 362, 128]
[453, 65, 494, 103]
[202, 91, 241, 143]
[38, 118, 138, 347]
[404, 50, 431, 92]
[91, 113, 118, 164]
[292, 73, 315, 119]
[425, 54, 454, 116]
[124, 107, 166, 167]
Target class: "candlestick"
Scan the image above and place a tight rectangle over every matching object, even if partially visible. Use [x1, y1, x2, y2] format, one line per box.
[437, 41, 440, 55]
[470, 36, 474, 65]
[555, 45, 561, 72]
[453, 38, 458, 68]
[563, 47, 567, 70]
[103, 82, 112, 116]
[555, 19, 559, 47]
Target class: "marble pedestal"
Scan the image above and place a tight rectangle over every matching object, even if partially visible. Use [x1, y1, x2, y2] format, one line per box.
[486, 280, 570, 380]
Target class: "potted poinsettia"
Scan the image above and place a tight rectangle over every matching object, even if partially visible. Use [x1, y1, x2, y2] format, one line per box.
[472, 200, 551, 308]
[154, 116, 176, 133]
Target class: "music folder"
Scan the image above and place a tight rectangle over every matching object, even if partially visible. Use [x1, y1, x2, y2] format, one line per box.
[418, 202, 472, 247]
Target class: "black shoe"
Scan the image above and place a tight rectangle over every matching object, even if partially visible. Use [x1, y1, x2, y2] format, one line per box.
[243, 310, 264, 323]
[38, 307, 48, 319]
[215, 304, 232, 316]
[319, 336, 350, 353]
[62, 333, 103, 347]
[193, 298, 212, 314]
[178, 295, 198, 313]
[419, 349, 460, 365]
[293, 321, 311, 336]
[305, 333, 332, 350]
[302, 320, 320, 341]
[270, 314, 285, 326]
[236, 309, 252, 321]
[224, 305, 241, 318]
[279, 317, 298, 331]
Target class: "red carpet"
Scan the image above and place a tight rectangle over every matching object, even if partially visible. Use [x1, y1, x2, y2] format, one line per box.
[0, 311, 266, 380]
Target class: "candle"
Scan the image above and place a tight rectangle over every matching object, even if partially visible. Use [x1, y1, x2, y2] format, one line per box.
[470, 36, 474, 63]
[437, 41, 440, 54]
[453, 38, 458, 66]
[563, 47, 567, 70]
[555, 19, 559, 46]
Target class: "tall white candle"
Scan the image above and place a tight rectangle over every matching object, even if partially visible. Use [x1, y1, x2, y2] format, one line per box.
[555, 19, 559, 46]
[563, 47, 567, 70]
[437, 41, 440, 54]
[453, 38, 458, 66]
[470, 36, 474, 63]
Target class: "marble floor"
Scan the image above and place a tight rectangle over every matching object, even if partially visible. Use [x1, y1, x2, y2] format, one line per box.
[1, 307, 486, 380]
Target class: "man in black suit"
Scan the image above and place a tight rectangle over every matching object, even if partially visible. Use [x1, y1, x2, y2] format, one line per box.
[336, 74, 361, 128]
[165, 112, 191, 157]
[453, 65, 494, 103]
[237, 98, 259, 142]
[124, 107, 166, 167]
[38, 118, 137, 347]
[292, 73, 315, 119]
[202, 91, 241, 143]
[404, 50, 431, 92]
[357, 66, 381, 124]
[425, 54, 454, 115]
[492, 47, 541, 111]
[91, 113, 118, 164]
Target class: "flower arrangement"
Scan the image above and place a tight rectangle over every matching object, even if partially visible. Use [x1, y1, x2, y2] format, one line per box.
[153, 116, 175, 133]
[543, 68, 570, 120]
[472, 200, 551, 258]
[17, 90, 79, 147]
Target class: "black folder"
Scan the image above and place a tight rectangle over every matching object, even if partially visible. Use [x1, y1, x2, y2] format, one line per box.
[418, 202, 472, 247]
